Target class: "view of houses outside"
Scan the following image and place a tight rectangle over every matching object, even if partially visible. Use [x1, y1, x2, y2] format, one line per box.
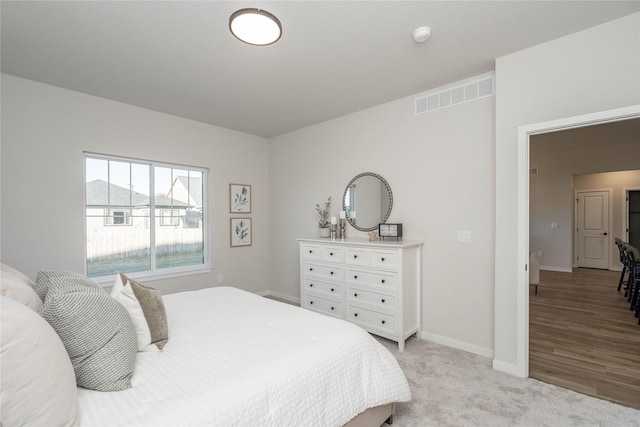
[85, 157, 205, 277]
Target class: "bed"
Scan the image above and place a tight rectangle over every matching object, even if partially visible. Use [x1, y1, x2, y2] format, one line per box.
[1, 264, 411, 427]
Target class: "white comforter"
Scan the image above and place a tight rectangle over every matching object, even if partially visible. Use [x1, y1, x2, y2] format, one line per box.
[77, 286, 411, 426]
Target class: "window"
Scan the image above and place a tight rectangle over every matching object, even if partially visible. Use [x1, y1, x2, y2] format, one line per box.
[104, 209, 132, 226]
[85, 153, 207, 278]
[160, 209, 181, 226]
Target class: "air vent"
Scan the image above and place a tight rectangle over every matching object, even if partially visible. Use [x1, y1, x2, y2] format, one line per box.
[415, 73, 495, 115]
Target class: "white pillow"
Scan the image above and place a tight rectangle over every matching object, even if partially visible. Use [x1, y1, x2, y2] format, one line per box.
[111, 273, 168, 352]
[1, 296, 79, 427]
[0, 263, 42, 311]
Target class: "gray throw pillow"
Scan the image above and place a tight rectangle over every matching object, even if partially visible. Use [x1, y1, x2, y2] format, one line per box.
[111, 273, 169, 351]
[39, 279, 137, 392]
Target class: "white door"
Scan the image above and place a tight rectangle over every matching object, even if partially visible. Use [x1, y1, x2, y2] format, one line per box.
[576, 191, 610, 269]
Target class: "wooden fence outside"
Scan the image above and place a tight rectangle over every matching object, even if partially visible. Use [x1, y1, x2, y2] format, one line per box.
[87, 229, 203, 260]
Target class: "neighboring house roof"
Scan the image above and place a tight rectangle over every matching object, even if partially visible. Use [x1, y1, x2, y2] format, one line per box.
[86, 179, 147, 206]
[167, 176, 203, 207]
[86, 179, 188, 208]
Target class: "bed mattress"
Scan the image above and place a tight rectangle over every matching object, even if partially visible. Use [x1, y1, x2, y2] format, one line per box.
[77, 286, 411, 426]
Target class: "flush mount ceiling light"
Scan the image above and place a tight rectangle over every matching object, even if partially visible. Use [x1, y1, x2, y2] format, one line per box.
[413, 26, 432, 43]
[229, 8, 282, 46]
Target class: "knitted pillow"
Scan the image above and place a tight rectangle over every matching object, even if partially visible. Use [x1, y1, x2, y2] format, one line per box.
[35, 270, 104, 301]
[111, 273, 169, 351]
[39, 279, 137, 391]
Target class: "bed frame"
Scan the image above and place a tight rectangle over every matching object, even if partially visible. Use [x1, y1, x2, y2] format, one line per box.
[344, 403, 395, 426]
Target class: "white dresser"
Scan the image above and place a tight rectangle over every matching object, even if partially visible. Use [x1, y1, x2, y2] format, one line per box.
[298, 237, 422, 351]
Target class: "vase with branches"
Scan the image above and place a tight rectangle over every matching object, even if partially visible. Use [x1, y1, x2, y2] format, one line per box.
[315, 196, 331, 236]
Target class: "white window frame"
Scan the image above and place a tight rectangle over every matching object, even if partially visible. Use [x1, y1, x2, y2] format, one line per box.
[84, 152, 210, 285]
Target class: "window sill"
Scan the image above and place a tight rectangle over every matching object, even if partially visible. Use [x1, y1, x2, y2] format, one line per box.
[91, 265, 212, 287]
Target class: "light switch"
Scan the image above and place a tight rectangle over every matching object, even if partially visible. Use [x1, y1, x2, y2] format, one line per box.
[457, 230, 471, 243]
[551, 222, 559, 229]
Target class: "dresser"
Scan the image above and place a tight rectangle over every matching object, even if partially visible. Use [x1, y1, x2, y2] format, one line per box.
[298, 238, 422, 351]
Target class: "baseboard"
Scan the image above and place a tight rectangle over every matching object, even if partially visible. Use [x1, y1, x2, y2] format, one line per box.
[420, 332, 494, 359]
[540, 265, 573, 273]
[492, 359, 525, 377]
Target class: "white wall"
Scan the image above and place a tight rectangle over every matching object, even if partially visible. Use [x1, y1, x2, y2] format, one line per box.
[529, 121, 640, 271]
[494, 13, 640, 369]
[1, 74, 270, 296]
[269, 77, 496, 356]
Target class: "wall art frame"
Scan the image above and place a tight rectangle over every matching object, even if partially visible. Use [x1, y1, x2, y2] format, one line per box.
[229, 183, 252, 213]
[230, 217, 252, 247]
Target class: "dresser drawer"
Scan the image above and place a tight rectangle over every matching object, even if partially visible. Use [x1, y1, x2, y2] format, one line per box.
[303, 278, 343, 298]
[370, 249, 398, 269]
[346, 268, 397, 288]
[347, 306, 396, 334]
[345, 248, 371, 266]
[303, 294, 343, 318]
[345, 247, 398, 270]
[303, 262, 344, 281]
[347, 287, 396, 311]
[301, 243, 343, 263]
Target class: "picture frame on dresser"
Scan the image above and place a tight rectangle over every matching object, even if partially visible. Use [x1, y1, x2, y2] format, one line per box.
[229, 184, 251, 213]
[230, 218, 252, 247]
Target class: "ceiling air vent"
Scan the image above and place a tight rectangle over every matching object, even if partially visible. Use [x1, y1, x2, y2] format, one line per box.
[415, 73, 495, 115]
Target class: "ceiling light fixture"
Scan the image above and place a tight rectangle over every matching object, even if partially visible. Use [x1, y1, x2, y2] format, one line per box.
[229, 8, 282, 46]
[413, 26, 432, 43]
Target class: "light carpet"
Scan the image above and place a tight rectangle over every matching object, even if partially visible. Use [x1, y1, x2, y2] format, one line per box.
[376, 336, 640, 427]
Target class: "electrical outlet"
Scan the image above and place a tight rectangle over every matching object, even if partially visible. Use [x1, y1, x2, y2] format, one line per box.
[218, 274, 223, 283]
[538, 250, 543, 257]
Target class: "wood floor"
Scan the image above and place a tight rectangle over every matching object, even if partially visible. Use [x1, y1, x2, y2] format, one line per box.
[529, 268, 640, 409]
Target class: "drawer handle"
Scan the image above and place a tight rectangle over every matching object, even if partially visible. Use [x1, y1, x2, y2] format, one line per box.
[354, 293, 358, 297]
[330, 271, 334, 275]
[310, 301, 314, 305]
[354, 275, 358, 279]
[309, 268, 313, 272]
[354, 313, 358, 317]
[330, 252, 334, 256]
[331, 306, 335, 311]
[381, 299, 386, 303]
[381, 320, 386, 325]
[310, 283, 313, 287]
[331, 288, 334, 292]
[381, 257, 385, 262]
[309, 250, 313, 254]
[353, 255, 358, 259]
[381, 279, 386, 284]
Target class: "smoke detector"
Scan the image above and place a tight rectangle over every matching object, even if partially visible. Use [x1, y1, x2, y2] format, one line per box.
[413, 26, 432, 43]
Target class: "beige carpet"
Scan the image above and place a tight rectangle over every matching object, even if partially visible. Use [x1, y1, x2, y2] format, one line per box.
[376, 336, 640, 427]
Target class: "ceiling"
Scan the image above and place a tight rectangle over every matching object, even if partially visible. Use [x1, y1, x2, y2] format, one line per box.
[2, 1, 639, 138]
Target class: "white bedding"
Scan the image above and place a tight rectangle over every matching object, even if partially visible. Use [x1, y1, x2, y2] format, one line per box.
[77, 286, 411, 426]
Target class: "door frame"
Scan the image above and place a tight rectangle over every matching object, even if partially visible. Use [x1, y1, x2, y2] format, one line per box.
[515, 104, 640, 378]
[573, 188, 612, 269]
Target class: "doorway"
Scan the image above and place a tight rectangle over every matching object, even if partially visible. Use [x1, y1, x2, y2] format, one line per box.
[515, 106, 640, 378]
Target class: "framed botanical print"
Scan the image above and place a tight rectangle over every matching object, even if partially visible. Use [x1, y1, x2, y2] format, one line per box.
[230, 218, 252, 247]
[229, 184, 251, 213]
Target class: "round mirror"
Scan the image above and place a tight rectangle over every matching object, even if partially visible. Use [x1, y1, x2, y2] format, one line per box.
[342, 172, 393, 232]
